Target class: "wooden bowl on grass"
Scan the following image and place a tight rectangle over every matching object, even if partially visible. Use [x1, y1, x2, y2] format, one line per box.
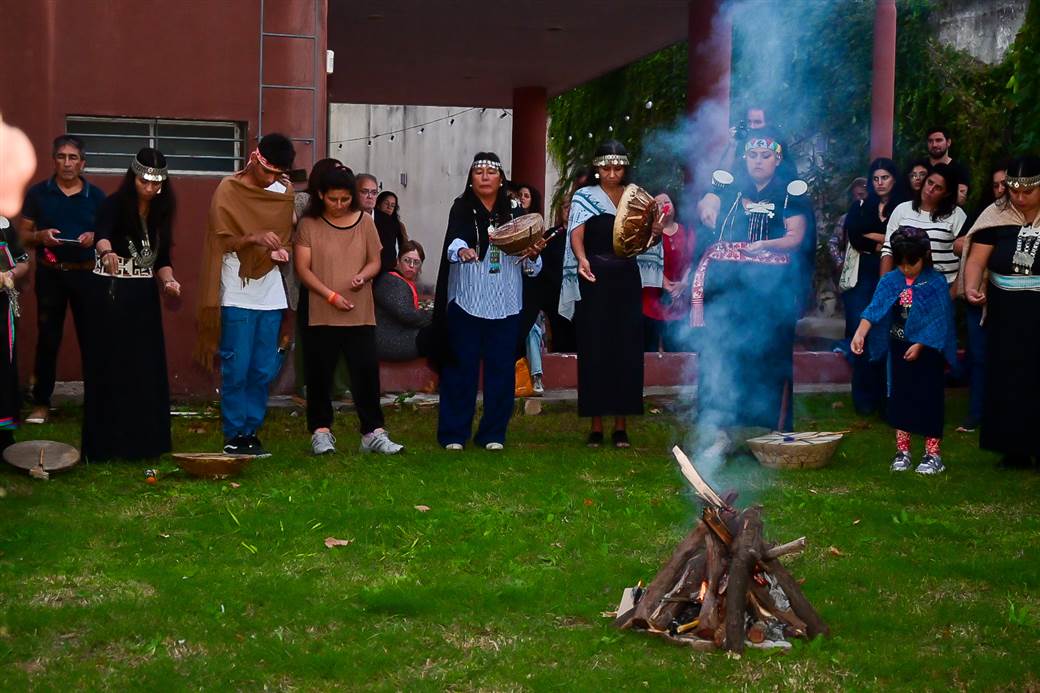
[172, 453, 254, 479]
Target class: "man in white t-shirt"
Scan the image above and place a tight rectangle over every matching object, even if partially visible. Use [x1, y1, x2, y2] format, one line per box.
[196, 134, 296, 456]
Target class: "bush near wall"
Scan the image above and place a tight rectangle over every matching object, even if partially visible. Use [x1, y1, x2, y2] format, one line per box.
[548, 0, 1037, 221]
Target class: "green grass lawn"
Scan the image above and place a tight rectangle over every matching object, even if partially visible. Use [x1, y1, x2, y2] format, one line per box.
[1, 392, 1038, 691]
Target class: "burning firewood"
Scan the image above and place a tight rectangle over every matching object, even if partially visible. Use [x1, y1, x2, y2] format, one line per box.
[613, 446, 829, 653]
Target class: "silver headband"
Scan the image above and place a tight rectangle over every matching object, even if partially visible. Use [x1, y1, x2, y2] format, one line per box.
[592, 154, 629, 168]
[471, 159, 502, 171]
[1007, 173, 1040, 191]
[131, 158, 168, 182]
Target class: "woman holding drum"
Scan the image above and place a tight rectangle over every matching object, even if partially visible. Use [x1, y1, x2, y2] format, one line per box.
[560, 141, 662, 448]
[431, 152, 545, 451]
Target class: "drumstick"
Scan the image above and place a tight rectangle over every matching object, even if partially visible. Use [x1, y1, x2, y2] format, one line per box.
[514, 226, 565, 264]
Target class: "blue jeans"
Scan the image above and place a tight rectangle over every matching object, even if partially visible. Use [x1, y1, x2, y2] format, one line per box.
[220, 307, 283, 439]
[526, 322, 543, 376]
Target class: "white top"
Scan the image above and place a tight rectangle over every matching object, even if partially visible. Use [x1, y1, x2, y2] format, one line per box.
[446, 238, 541, 320]
[219, 180, 289, 310]
[220, 254, 287, 310]
[882, 201, 966, 284]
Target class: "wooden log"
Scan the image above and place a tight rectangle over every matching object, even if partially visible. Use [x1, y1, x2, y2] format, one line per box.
[764, 537, 806, 560]
[761, 557, 830, 638]
[649, 553, 707, 629]
[724, 507, 764, 653]
[749, 582, 807, 636]
[695, 532, 727, 639]
[624, 522, 708, 630]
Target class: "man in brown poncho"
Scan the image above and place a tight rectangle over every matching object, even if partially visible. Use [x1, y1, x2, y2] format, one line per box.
[195, 133, 295, 456]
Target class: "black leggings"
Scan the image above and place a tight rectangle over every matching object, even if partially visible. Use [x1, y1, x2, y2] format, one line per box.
[303, 325, 384, 435]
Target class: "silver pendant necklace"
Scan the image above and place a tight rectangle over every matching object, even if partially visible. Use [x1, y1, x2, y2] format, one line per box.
[1012, 223, 1040, 275]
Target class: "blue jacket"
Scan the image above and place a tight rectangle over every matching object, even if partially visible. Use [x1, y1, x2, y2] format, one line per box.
[862, 267, 957, 364]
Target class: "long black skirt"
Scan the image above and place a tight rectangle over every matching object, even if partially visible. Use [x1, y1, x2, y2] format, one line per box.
[575, 253, 644, 417]
[886, 339, 944, 439]
[82, 274, 172, 461]
[980, 287, 1040, 456]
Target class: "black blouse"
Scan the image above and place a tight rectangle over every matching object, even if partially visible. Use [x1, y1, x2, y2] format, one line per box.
[94, 194, 173, 269]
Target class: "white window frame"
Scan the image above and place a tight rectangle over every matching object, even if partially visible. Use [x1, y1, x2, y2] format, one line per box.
[66, 116, 244, 176]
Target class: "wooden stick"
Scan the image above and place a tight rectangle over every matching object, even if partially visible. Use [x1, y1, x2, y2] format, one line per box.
[761, 556, 830, 638]
[671, 446, 726, 508]
[624, 523, 707, 630]
[764, 537, 806, 560]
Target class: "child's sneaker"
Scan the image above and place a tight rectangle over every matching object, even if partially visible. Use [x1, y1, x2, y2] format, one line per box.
[532, 374, 544, 395]
[890, 451, 913, 471]
[915, 454, 945, 475]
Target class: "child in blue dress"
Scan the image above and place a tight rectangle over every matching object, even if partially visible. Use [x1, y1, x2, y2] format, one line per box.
[851, 228, 957, 474]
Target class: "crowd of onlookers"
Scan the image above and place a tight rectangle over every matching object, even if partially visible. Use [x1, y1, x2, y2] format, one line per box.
[1, 116, 1037, 473]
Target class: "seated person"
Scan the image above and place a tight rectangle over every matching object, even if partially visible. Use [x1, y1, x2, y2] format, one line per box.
[373, 240, 432, 361]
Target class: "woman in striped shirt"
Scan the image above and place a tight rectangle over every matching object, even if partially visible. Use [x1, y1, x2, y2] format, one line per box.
[880, 163, 966, 284]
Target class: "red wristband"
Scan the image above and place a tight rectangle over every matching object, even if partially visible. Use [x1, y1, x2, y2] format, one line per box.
[327, 291, 339, 305]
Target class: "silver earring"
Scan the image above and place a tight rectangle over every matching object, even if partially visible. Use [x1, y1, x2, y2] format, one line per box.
[594, 172, 600, 180]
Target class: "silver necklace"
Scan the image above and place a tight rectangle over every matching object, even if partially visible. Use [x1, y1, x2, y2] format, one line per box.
[128, 215, 159, 269]
[1012, 223, 1040, 275]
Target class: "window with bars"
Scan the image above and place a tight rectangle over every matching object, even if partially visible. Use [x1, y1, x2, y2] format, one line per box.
[66, 116, 244, 175]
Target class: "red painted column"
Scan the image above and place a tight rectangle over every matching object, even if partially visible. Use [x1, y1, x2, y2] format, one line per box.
[870, 0, 897, 159]
[686, 0, 731, 183]
[511, 86, 547, 212]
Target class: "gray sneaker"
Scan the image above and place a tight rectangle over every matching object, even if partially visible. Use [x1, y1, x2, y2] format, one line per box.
[890, 451, 913, 472]
[915, 454, 945, 475]
[360, 429, 403, 455]
[311, 430, 336, 455]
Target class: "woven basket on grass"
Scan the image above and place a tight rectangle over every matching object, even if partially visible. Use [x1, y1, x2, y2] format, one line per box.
[746, 431, 845, 470]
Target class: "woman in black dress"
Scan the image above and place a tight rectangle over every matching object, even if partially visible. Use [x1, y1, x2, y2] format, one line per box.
[562, 141, 660, 448]
[374, 191, 409, 275]
[962, 155, 1040, 469]
[842, 158, 909, 415]
[83, 148, 180, 461]
[0, 215, 29, 451]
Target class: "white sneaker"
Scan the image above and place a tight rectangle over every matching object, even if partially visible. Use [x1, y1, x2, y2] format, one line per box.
[360, 429, 403, 455]
[532, 375, 544, 395]
[311, 430, 336, 455]
[485, 442, 504, 451]
[915, 454, 945, 475]
[444, 443, 464, 451]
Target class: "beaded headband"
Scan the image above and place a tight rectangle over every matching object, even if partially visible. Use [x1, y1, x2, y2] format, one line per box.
[745, 137, 783, 156]
[592, 154, 629, 168]
[471, 159, 503, 171]
[1006, 174, 1040, 191]
[131, 157, 167, 182]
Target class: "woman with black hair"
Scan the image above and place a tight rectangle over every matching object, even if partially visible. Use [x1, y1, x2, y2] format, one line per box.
[432, 152, 544, 451]
[881, 163, 966, 284]
[374, 190, 409, 275]
[83, 148, 180, 461]
[560, 141, 659, 448]
[517, 184, 542, 216]
[962, 155, 1040, 469]
[295, 167, 403, 456]
[852, 228, 956, 475]
[841, 158, 910, 415]
[905, 159, 929, 195]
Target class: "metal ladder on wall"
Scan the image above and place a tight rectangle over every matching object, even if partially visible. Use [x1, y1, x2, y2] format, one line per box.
[257, 0, 321, 165]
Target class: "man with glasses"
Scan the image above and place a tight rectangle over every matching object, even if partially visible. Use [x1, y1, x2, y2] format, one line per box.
[195, 133, 296, 457]
[19, 134, 105, 424]
[356, 174, 379, 216]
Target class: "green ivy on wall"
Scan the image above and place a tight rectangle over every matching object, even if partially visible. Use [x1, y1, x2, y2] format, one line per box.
[547, 0, 1037, 220]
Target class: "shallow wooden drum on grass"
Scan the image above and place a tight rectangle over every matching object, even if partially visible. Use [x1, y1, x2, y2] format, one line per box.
[746, 431, 845, 470]
[172, 453, 255, 479]
[3, 440, 80, 473]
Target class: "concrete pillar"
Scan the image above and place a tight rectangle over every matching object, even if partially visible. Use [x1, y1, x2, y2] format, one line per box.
[870, 0, 898, 159]
[511, 86, 547, 208]
[686, 0, 731, 183]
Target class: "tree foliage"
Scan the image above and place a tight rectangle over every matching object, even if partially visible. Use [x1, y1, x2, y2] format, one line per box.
[547, 0, 1038, 218]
